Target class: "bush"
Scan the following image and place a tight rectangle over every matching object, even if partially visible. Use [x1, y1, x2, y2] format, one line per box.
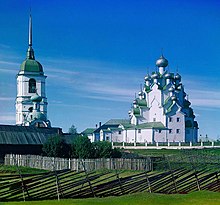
[93, 141, 113, 158]
[72, 135, 94, 158]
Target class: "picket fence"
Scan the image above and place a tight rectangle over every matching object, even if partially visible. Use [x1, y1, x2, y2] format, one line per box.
[4, 154, 153, 172]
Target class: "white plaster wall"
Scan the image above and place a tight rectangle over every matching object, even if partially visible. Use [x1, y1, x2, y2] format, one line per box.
[126, 129, 136, 143]
[167, 112, 185, 142]
[154, 129, 167, 142]
[16, 73, 48, 125]
[148, 85, 164, 123]
[111, 131, 123, 142]
[136, 129, 152, 143]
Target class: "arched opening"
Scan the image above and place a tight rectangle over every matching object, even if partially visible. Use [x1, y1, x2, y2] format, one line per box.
[29, 78, 36, 93]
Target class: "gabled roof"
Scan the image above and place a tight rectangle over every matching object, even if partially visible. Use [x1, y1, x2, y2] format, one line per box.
[105, 119, 130, 125]
[94, 119, 167, 133]
[0, 124, 61, 145]
[135, 122, 167, 129]
[81, 128, 96, 135]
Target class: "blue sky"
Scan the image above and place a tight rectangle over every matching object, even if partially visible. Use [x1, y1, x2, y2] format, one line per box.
[0, 0, 220, 140]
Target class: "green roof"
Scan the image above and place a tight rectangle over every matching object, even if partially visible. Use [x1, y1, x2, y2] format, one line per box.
[82, 128, 96, 135]
[166, 103, 176, 114]
[105, 119, 130, 125]
[144, 85, 151, 93]
[135, 122, 167, 129]
[136, 99, 148, 107]
[133, 108, 141, 116]
[20, 59, 43, 73]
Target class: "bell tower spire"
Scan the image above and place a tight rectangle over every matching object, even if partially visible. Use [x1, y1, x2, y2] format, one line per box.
[29, 13, 32, 47]
[16, 13, 50, 127]
[27, 13, 35, 60]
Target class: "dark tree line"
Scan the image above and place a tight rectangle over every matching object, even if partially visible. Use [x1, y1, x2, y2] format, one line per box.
[42, 134, 121, 159]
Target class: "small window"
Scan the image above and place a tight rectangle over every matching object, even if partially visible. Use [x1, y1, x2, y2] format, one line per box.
[138, 129, 141, 133]
[29, 78, 36, 93]
[169, 117, 172, 122]
[177, 117, 180, 122]
[159, 130, 162, 133]
[153, 118, 156, 122]
[118, 131, 121, 135]
[169, 129, 172, 134]
[176, 129, 180, 134]
[106, 136, 109, 141]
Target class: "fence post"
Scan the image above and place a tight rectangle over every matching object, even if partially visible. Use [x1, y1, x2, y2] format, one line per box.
[12, 154, 30, 201]
[144, 162, 152, 193]
[113, 158, 124, 195]
[189, 156, 201, 191]
[80, 159, 96, 197]
[167, 156, 178, 193]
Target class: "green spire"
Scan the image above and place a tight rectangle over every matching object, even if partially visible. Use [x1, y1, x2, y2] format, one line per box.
[26, 14, 35, 60]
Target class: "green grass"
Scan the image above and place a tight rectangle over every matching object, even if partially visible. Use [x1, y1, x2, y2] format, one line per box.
[0, 165, 47, 174]
[128, 148, 220, 157]
[1, 191, 220, 205]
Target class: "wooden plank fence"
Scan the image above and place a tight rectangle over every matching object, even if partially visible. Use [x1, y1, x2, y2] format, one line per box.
[4, 154, 153, 172]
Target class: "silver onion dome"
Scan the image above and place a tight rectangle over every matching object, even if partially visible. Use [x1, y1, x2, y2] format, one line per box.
[175, 73, 181, 80]
[144, 74, 151, 81]
[168, 87, 175, 92]
[171, 96, 177, 101]
[151, 72, 159, 79]
[165, 73, 173, 79]
[156, 55, 168, 67]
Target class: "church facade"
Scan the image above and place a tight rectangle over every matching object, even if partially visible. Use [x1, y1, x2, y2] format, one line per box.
[85, 55, 198, 143]
[15, 15, 50, 127]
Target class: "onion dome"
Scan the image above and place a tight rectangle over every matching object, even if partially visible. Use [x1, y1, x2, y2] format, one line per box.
[138, 91, 142, 96]
[165, 73, 173, 79]
[144, 74, 151, 81]
[32, 111, 47, 121]
[171, 96, 177, 101]
[156, 55, 168, 67]
[133, 100, 137, 105]
[168, 87, 175, 92]
[133, 107, 141, 116]
[151, 72, 159, 79]
[20, 59, 43, 73]
[31, 93, 42, 102]
[177, 84, 182, 90]
[175, 73, 181, 80]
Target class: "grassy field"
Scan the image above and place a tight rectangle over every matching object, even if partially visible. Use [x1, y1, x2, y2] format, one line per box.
[0, 165, 47, 174]
[1, 191, 220, 205]
[129, 148, 220, 157]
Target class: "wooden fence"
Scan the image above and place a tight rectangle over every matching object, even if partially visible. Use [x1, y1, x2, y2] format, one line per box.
[4, 154, 153, 172]
[1, 167, 220, 202]
[2, 154, 220, 201]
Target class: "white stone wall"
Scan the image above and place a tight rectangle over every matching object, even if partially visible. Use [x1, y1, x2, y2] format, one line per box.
[16, 73, 47, 125]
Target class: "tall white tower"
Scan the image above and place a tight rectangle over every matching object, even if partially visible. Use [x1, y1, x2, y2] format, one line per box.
[16, 14, 49, 127]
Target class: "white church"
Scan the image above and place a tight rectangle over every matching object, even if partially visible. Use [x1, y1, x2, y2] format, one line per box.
[84, 55, 198, 143]
[15, 15, 51, 128]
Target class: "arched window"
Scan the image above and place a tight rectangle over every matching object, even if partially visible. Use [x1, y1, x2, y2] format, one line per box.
[29, 79, 36, 93]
